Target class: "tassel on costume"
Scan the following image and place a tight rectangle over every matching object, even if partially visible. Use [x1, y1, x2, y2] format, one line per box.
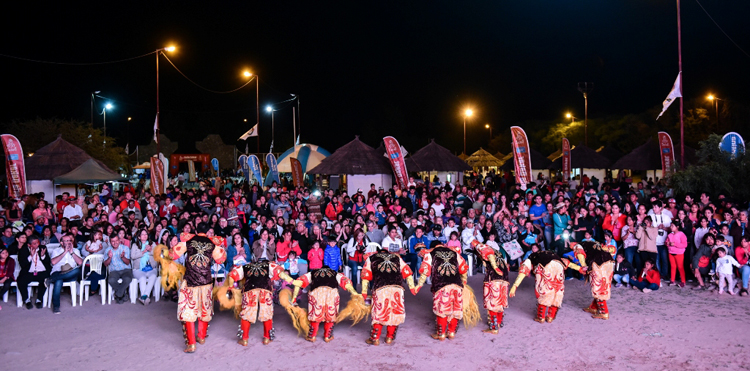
[278, 288, 310, 336]
[154, 244, 185, 291]
[336, 294, 371, 326]
[461, 284, 481, 328]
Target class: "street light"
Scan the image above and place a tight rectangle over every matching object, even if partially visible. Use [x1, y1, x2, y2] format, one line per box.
[101, 103, 113, 147]
[156, 45, 176, 154]
[266, 105, 276, 152]
[90, 90, 101, 126]
[707, 94, 722, 127]
[243, 70, 260, 153]
[463, 108, 474, 155]
[566, 112, 576, 123]
[485, 123, 492, 140]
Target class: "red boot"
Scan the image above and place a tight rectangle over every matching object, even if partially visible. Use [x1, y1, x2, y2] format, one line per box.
[366, 323, 383, 345]
[592, 300, 609, 320]
[546, 306, 559, 323]
[196, 320, 209, 344]
[534, 305, 548, 323]
[498, 311, 504, 328]
[307, 322, 320, 342]
[183, 322, 196, 353]
[385, 326, 398, 344]
[446, 318, 459, 339]
[583, 299, 597, 314]
[323, 322, 335, 343]
[431, 317, 448, 340]
[262, 320, 274, 345]
[238, 320, 250, 346]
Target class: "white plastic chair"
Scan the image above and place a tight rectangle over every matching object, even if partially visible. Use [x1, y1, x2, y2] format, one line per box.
[341, 245, 362, 286]
[47, 276, 77, 308]
[9, 255, 49, 307]
[108, 276, 139, 304]
[3, 255, 20, 303]
[25, 281, 49, 308]
[79, 254, 106, 306]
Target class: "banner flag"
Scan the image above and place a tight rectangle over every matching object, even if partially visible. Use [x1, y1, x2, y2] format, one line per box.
[150, 156, 164, 195]
[290, 157, 304, 188]
[239, 124, 259, 140]
[211, 158, 219, 173]
[153, 115, 159, 143]
[238, 154, 249, 183]
[248, 155, 263, 185]
[719, 132, 745, 158]
[383, 136, 408, 189]
[264, 153, 280, 187]
[658, 131, 676, 176]
[510, 126, 532, 188]
[187, 160, 196, 182]
[657, 73, 682, 119]
[562, 137, 571, 182]
[0, 134, 26, 198]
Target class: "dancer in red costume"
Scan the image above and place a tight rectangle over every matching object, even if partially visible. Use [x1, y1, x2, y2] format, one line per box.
[472, 241, 510, 333]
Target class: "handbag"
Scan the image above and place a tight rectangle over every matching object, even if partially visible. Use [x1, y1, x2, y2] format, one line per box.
[502, 240, 524, 260]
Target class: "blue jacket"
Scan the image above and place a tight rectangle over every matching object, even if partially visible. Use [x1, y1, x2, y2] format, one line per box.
[324, 245, 343, 271]
[225, 242, 251, 270]
[407, 235, 430, 254]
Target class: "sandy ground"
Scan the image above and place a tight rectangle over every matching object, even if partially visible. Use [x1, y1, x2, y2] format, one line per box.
[2, 273, 750, 371]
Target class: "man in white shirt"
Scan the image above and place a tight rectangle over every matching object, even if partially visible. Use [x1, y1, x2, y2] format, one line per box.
[381, 226, 404, 255]
[431, 198, 445, 218]
[63, 197, 84, 225]
[443, 219, 459, 241]
[648, 200, 672, 280]
[49, 234, 83, 314]
[17, 235, 51, 309]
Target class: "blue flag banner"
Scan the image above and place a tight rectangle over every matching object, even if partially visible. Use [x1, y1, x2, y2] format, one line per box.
[211, 158, 219, 172]
[248, 155, 263, 185]
[238, 155, 249, 182]
[264, 153, 280, 187]
[719, 132, 745, 158]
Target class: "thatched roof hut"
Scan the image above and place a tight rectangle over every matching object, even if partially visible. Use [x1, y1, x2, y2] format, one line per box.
[550, 144, 612, 169]
[458, 153, 468, 161]
[25, 136, 113, 180]
[308, 136, 391, 175]
[465, 148, 504, 168]
[596, 146, 624, 164]
[407, 140, 471, 172]
[494, 151, 505, 160]
[611, 138, 697, 170]
[500, 147, 552, 170]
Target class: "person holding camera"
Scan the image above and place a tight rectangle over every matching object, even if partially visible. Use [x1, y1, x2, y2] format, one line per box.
[635, 216, 658, 272]
[648, 201, 672, 280]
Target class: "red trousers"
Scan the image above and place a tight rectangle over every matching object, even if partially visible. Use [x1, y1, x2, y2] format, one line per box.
[669, 253, 685, 284]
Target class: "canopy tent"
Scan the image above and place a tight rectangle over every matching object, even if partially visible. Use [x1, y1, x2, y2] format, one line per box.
[406, 140, 471, 185]
[611, 138, 697, 171]
[277, 144, 331, 173]
[54, 159, 126, 184]
[465, 148, 505, 169]
[133, 162, 151, 169]
[308, 136, 393, 194]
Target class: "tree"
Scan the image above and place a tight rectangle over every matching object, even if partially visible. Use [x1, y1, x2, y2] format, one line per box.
[670, 134, 750, 200]
[0, 117, 128, 171]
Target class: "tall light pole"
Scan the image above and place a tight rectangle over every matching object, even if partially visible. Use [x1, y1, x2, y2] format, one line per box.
[707, 94, 722, 128]
[101, 103, 113, 148]
[90, 90, 100, 126]
[463, 108, 474, 155]
[156, 45, 176, 155]
[266, 105, 276, 152]
[577, 82, 593, 146]
[485, 124, 492, 140]
[676, 0, 685, 169]
[243, 70, 260, 154]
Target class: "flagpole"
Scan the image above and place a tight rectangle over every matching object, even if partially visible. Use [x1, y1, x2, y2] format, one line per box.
[256, 75, 260, 157]
[156, 50, 161, 155]
[677, 0, 684, 169]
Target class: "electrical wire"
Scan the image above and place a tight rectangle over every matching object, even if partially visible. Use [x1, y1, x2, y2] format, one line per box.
[0, 50, 158, 65]
[161, 53, 255, 94]
[694, 0, 750, 60]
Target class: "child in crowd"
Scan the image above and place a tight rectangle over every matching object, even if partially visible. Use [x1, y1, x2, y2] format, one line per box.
[613, 252, 634, 288]
[446, 231, 461, 254]
[631, 259, 660, 293]
[307, 240, 325, 270]
[283, 251, 307, 279]
[523, 243, 540, 261]
[715, 247, 740, 295]
[375, 205, 387, 227]
[602, 230, 617, 257]
[323, 238, 342, 271]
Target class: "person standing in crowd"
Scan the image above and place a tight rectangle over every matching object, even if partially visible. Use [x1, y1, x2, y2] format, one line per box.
[665, 222, 688, 287]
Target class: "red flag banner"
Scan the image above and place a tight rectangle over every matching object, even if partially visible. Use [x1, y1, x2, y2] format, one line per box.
[0, 134, 26, 198]
[562, 138, 571, 182]
[383, 136, 408, 189]
[658, 131, 676, 177]
[290, 157, 304, 188]
[510, 126, 532, 187]
[150, 156, 164, 195]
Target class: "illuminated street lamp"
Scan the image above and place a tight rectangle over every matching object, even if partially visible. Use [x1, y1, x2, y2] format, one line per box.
[463, 108, 474, 155]
[707, 94, 722, 126]
[101, 103, 113, 147]
[243, 70, 260, 152]
[156, 45, 176, 153]
[266, 105, 277, 152]
[485, 123, 492, 140]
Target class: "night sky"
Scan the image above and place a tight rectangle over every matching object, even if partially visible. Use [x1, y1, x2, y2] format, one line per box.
[2, 1, 748, 155]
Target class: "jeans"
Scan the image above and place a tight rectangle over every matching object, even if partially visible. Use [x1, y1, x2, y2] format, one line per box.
[108, 269, 134, 299]
[630, 280, 659, 291]
[0, 279, 12, 297]
[656, 245, 669, 278]
[84, 265, 105, 292]
[613, 274, 630, 284]
[741, 265, 750, 290]
[401, 253, 418, 276]
[544, 228, 553, 250]
[623, 246, 638, 267]
[347, 260, 363, 283]
[638, 251, 657, 272]
[49, 267, 82, 309]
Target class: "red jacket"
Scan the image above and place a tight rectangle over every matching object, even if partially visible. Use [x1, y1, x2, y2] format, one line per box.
[325, 202, 343, 220]
[635, 268, 660, 285]
[307, 247, 325, 270]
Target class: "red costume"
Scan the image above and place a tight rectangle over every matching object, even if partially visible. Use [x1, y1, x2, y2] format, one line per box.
[572, 241, 615, 320]
[292, 267, 358, 343]
[474, 243, 510, 333]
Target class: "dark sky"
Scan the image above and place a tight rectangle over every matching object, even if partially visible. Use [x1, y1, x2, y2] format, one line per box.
[2, 1, 748, 155]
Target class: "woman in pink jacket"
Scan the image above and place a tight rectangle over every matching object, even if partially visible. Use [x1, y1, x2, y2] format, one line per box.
[665, 222, 688, 287]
